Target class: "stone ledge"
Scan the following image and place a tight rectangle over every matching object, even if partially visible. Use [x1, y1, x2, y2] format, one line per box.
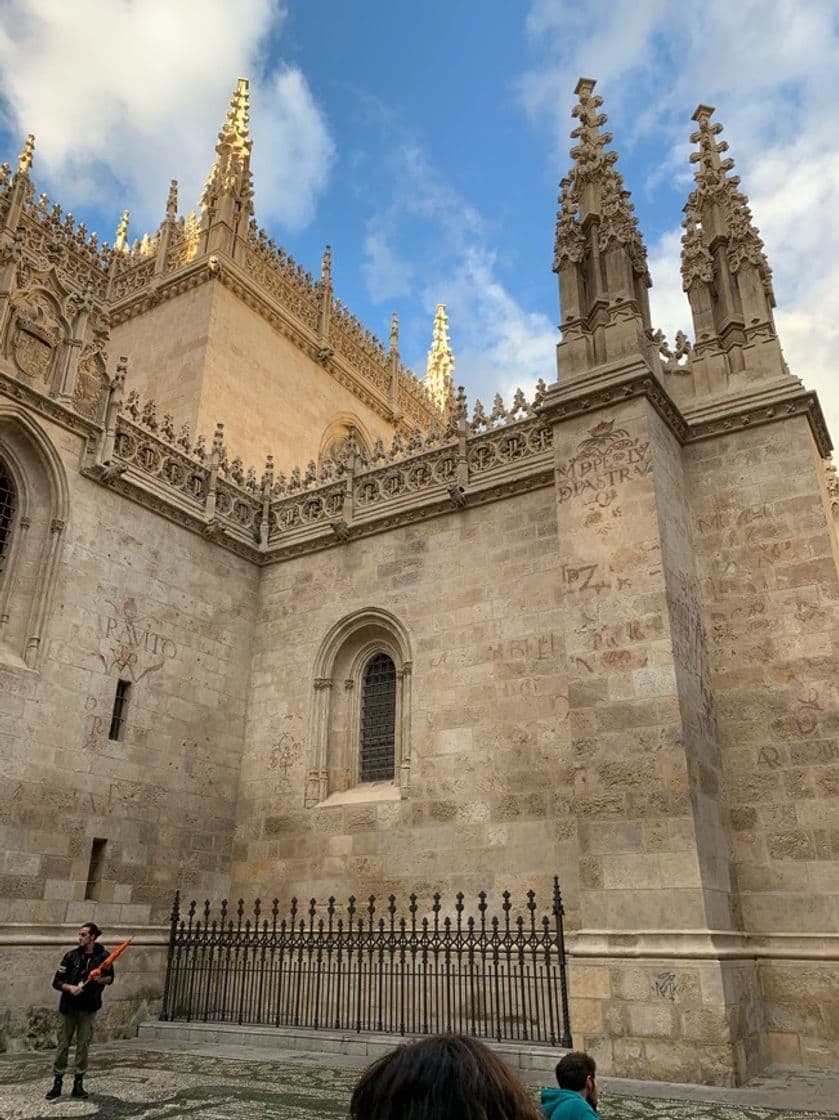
[137, 1020, 566, 1075]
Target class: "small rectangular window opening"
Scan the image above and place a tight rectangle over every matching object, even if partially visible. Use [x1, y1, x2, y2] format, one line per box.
[108, 679, 131, 741]
[84, 837, 107, 901]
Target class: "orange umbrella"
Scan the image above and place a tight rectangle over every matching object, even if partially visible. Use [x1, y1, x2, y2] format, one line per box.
[80, 937, 133, 989]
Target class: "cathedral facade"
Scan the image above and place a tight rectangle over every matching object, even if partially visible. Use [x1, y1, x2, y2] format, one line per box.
[0, 77, 837, 1086]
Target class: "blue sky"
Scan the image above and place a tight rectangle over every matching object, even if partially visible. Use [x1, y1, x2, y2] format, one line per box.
[0, 0, 837, 441]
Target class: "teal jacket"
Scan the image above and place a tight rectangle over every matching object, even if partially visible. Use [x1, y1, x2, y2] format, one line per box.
[540, 1087, 597, 1120]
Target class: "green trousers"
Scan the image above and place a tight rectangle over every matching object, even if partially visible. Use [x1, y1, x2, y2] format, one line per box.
[53, 1009, 96, 1075]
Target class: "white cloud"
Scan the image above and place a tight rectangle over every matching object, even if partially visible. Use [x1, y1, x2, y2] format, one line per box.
[361, 144, 556, 407]
[362, 229, 414, 302]
[521, 0, 839, 445]
[0, 0, 333, 233]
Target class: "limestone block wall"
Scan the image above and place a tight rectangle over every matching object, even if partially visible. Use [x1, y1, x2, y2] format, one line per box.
[231, 486, 575, 916]
[685, 415, 839, 1069]
[110, 284, 214, 437]
[0, 932, 167, 1053]
[0, 410, 257, 1047]
[197, 283, 396, 470]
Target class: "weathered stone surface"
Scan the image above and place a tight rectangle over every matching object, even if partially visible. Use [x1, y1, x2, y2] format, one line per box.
[0, 73, 837, 1090]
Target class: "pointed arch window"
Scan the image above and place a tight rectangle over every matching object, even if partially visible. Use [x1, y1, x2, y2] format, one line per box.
[0, 459, 16, 572]
[360, 653, 396, 782]
[307, 608, 413, 807]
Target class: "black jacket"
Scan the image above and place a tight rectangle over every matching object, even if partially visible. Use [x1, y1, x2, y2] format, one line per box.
[52, 943, 114, 1014]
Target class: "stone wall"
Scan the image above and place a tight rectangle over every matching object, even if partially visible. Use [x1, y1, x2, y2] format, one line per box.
[0, 931, 167, 1054]
[110, 284, 213, 440]
[232, 484, 574, 913]
[0, 407, 257, 1042]
[111, 280, 400, 470]
[685, 415, 839, 1070]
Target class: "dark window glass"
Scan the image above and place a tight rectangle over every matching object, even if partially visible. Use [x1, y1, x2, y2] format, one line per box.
[360, 653, 396, 782]
[84, 837, 107, 901]
[108, 679, 131, 741]
[0, 461, 16, 570]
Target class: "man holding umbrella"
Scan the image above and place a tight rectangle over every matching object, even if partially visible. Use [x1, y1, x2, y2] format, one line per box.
[45, 922, 116, 1101]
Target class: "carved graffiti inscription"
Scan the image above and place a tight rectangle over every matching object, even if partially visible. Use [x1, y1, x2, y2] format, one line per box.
[556, 420, 651, 504]
[270, 732, 303, 790]
[653, 971, 680, 1001]
[97, 597, 176, 681]
[488, 632, 559, 661]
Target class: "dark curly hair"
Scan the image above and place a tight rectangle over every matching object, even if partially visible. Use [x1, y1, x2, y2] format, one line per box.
[349, 1034, 542, 1120]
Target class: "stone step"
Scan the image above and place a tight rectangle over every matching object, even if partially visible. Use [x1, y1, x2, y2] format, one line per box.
[137, 1019, 565, 1076]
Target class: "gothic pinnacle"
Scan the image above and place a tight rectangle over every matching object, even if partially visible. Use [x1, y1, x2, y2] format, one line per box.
[166, 180, 178, 220]
[321, 244, 332, 286]
[425, 304, 455, 412]
[682, 103, 771, 291]
[557, 77, 649, 283]
[114, 210, 130, 252]
[16, 133, 35, 176]
[689, 104, 734, 185]
[390, 311, 399, 353]
[219, 77, 252, 157]
[200, 76, 254, 222]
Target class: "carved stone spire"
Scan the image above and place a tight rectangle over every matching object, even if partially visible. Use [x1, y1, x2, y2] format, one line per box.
[424, 304, 455, 412]
[200, 77, 255, 252]
[389, 312, 400, 414]
[680, 104, 785, 390]
[166, 179, 178, 220]
[321, 244, 332, 287]
[1, 134, 35, 234]
[552, 78, 657, 382]
[16, 134, 35, 177]
[114, 210, 130, 253]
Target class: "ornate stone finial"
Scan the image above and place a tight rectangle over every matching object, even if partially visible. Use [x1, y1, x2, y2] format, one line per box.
[321, 244, 332, 286]
[114, 210, 130, 253]
[166, 179, 178, 220]
[389, 311, 399, 353]
[454, 384, 468, 421]
[16, 133, 35, 176]
[424, 304, 455, 412]
[212, 421, 225, 456]
[200, 77, 254, 224]
[261, 454, 274, 492]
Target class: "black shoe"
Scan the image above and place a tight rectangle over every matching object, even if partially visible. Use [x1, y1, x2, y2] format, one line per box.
[71, 1076, 88, 1099]
[45, 1075, 63, 1100]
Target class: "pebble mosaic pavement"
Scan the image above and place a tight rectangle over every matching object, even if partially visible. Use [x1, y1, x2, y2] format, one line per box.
[1, 1047, 835, 1120]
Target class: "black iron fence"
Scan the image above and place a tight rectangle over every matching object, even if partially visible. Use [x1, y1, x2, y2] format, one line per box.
[160, 880, 572, 1048]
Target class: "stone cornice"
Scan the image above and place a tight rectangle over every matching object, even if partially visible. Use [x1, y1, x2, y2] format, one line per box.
[681, 377, 832, 456]
[0, 922, 169, 946]
[3, 923, 836, 962]
[539, 362, 832, 457]
[569, 928, 839, 962]
[538, 360, 690, 443]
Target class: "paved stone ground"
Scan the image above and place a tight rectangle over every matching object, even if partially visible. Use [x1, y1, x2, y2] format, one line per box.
[0, 1041, 836, 1120]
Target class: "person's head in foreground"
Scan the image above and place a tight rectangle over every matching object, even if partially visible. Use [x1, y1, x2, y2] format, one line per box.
[540, 1051, 598, 1118]
[349, 1033, 542, 1120]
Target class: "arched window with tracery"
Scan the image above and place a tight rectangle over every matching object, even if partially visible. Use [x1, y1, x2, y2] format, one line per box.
[0, 459, 16, 572]
[360, 652, 396, 782]
[0, 406, 68, 668]
[307, 608, 412, 806]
